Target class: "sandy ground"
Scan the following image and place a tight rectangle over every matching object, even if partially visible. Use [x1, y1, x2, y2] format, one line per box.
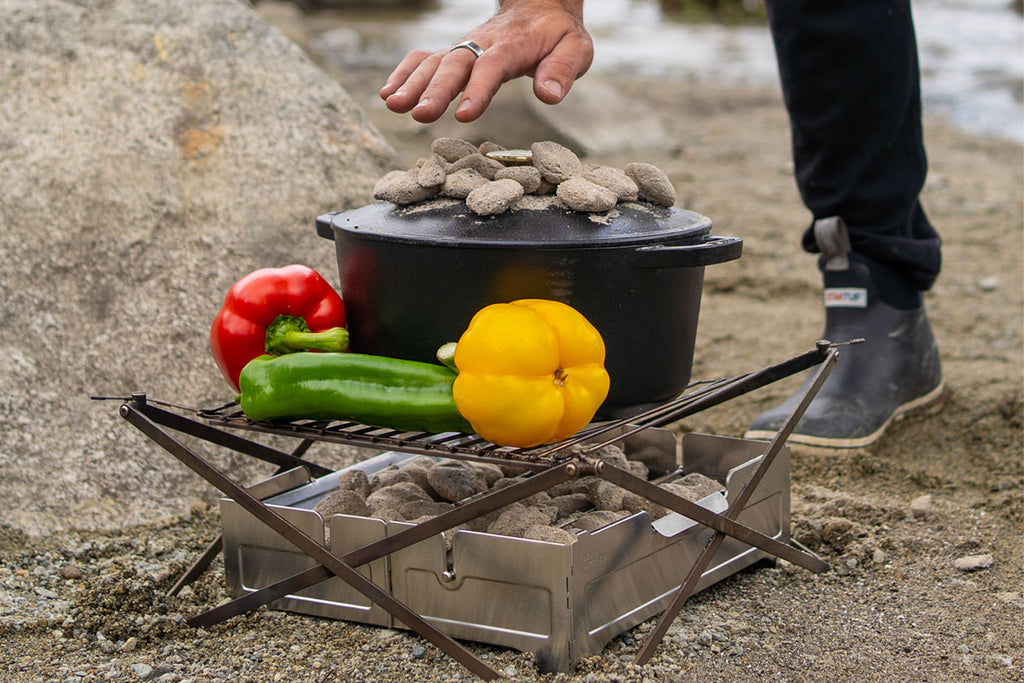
[2, 59, 1021, 681]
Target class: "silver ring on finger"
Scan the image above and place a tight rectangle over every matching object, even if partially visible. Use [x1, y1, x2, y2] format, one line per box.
[450, 40, 484, 58]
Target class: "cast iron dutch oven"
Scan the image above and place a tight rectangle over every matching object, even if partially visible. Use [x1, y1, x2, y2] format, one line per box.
[316, 199, 742, 417]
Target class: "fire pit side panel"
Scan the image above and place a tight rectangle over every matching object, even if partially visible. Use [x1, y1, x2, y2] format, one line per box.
[387, 524, 575, 672]
[571, 433, 791, 662]
[220, 501, 391, 627]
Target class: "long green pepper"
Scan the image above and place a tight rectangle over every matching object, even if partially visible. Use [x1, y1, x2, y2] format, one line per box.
[238, 352, 473, 433]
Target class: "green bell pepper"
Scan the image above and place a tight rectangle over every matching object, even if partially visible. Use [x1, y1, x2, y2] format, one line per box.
[238, 352, 473, 434]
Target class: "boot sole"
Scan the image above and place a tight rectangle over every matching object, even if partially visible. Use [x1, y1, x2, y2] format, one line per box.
[742, 381, 946, 449]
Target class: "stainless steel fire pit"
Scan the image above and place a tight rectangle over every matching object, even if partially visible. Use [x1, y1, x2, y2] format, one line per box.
[109, 342, 837, 680]
[220, 431, 790, 672]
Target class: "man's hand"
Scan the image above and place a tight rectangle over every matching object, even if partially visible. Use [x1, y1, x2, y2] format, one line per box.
[379, 0, 593, 123]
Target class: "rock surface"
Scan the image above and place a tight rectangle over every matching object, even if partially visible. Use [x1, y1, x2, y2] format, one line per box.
[0, 0, 398, 536]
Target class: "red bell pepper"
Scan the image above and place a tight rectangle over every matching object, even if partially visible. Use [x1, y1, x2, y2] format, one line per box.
[210, 264, 348, 391]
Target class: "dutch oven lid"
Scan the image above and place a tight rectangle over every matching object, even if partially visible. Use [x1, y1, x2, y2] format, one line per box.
[317, 198, 713, 248]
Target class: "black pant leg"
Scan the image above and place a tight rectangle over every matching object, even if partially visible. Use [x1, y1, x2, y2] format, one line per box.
[765, 0, 941, 292]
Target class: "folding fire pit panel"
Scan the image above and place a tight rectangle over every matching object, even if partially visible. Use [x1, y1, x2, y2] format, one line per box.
[568, 434, 789, 671]
[218, 432, 792, 674]
[389, 527, 575, 670]
[220, 454, 414, 627]
[572, 502, 723, 656]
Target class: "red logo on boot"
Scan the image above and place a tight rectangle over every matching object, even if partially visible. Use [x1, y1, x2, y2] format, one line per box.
[824, 287, 868, 308]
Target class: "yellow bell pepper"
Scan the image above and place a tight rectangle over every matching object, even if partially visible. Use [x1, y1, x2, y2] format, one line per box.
[451, 299, 610, 448]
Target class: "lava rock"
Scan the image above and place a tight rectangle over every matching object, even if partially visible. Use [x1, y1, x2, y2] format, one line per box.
[470, 462, 505, 487]
[368, 466, 418, 492]
[548, 493, 592, 519]
[366, 482, 433, 513]
[672, 472, 724, 500]
[571, 509, 629, 532]
[486, 503, 554, 538]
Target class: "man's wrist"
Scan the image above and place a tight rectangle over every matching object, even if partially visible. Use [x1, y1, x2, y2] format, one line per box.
[498, 0, 585, 17]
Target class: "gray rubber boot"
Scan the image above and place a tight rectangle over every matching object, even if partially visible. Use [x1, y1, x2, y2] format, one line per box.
[745, 217, 944, 448]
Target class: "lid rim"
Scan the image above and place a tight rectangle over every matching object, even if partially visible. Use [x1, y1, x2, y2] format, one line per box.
[327, 201, 713, 248]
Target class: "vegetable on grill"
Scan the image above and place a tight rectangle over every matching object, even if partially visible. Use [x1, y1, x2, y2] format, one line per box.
[234, 297, 608, 448]
[238, 352, 472, 434]
[450, 299, 610, 448]
[210, 264, 348, 391]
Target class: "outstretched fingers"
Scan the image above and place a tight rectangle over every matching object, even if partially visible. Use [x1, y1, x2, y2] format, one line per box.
[381, 48, 482, 123]
[381, 1, 593, 122]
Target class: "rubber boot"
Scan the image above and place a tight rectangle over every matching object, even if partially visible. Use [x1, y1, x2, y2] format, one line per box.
[744, 217, 943, 448]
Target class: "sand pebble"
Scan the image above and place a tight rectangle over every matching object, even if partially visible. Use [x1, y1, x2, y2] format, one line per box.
[910, 494, 933, 518]
[954, 553, 995, 572]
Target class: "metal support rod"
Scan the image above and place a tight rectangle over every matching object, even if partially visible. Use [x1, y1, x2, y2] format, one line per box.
[189, 462, 577, 627]
[595, 463, 828, 573]
[119, 402, 501, 681]
[166, 438, 318, 598]
[634, 347, 839, 665]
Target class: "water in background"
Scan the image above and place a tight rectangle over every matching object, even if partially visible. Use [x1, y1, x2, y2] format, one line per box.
[313, 0, 1023, 142]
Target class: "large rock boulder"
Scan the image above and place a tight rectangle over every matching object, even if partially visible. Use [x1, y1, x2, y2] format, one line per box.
[0, 0, 400, 535]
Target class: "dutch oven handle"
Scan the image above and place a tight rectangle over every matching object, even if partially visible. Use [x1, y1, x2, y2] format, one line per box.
[316, 212, 340, 240]
[633, 235, 743, 269]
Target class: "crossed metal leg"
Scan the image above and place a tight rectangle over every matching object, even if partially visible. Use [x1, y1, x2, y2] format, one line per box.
[115, 343, 839, 679]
